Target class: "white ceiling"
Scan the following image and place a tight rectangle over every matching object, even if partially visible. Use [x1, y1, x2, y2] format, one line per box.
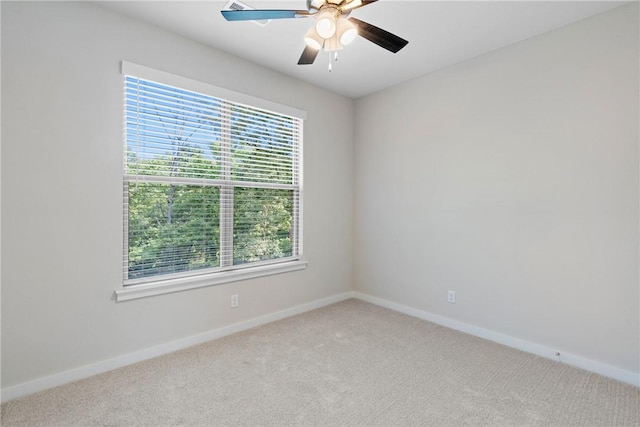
[97, 0, 627, 98]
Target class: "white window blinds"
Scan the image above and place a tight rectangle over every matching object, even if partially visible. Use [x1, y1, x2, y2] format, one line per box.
[123, 68, 303, 286]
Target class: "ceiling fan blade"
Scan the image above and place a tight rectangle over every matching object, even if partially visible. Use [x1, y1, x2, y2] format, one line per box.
[221, 9, 310, 21]
[340, 0, 378, 12]
[349, 17, 408, 53]
[298, 46, 320, 65]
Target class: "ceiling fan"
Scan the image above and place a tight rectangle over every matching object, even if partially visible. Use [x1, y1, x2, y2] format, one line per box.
[221, 0, 408, 67]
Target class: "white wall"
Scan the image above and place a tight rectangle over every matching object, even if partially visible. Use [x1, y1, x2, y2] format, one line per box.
[1, 1, 354, 389]
[354, 3, 639, 375]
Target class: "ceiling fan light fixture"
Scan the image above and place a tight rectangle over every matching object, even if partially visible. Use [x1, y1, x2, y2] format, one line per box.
[324, 33, 343, 52]
[315, 10, 337, 39]
[304, 26, 323, 50]
[337, 17, 357, 45]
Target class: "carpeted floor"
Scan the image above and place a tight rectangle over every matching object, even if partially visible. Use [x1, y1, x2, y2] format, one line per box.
[2, 298, 639, 426]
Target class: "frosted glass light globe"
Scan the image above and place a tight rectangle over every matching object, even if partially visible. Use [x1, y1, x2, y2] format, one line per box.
[337, 18, 357, 45]
[315, 11, 336, 39]
[304, 26, 323, 50]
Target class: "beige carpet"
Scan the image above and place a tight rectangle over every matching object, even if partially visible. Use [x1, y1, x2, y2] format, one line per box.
[2, 299, 639, 426]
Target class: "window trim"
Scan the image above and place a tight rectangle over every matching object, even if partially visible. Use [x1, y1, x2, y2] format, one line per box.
[116, 62, 307, 302]
[115, 259, 308, 302]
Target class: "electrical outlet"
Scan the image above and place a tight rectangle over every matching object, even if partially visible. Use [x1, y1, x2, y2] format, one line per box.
[231, 294, 239, 308]
[447, 290, 456, 304]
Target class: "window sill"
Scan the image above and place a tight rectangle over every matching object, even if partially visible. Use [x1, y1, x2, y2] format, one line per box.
[114, 259, 308, 302]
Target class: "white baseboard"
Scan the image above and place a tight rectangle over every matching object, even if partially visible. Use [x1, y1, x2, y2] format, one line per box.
[4, 290, 636, 402]
[1, 292, 354, 403]
[353, 292, 639, 388]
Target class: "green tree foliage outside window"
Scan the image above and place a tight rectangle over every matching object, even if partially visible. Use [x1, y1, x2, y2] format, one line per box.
[127, 183, 221, 279]
[234, 188, 293, 264]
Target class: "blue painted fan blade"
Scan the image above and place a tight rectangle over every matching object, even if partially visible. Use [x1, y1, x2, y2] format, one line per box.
[221, 10, 307, 21]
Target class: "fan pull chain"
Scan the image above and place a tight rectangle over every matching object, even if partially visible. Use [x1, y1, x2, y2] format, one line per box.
[328, 51, 339, 72]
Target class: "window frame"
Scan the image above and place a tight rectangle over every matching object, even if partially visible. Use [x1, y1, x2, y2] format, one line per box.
[115, 62, 307, 302]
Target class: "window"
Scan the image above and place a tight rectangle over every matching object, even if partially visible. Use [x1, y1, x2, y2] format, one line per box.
[117, 62, 306, 301]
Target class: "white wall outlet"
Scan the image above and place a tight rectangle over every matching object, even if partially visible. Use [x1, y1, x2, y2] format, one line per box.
[447, 290, 456, 304]
[231, 294, 239, 308]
